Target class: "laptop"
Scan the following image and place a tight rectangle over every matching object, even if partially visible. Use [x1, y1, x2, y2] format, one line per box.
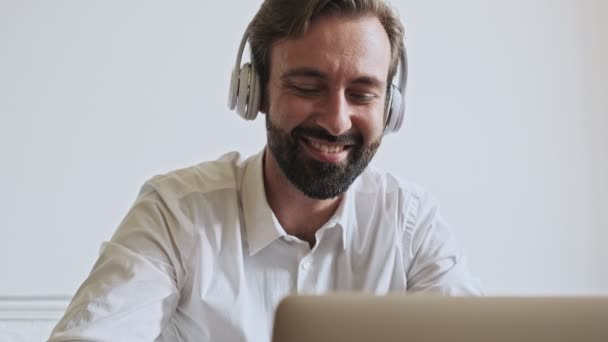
[271, 294, 608, 342]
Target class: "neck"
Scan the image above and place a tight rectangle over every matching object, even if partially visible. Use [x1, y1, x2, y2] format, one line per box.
[263, 147, 342, 247]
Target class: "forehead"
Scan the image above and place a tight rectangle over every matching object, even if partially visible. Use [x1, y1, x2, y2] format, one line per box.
[270, 14, 391, 82]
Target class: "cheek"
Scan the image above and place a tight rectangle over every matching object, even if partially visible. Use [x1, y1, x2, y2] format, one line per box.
[373, 109, 386, 134]
[269, 94, 315, 129]
[355, 109, 385, 142]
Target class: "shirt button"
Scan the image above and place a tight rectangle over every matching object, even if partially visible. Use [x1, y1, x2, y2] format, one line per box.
[301, 262, 311, 271]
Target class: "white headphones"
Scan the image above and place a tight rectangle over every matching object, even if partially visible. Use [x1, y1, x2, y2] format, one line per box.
[228, 29, 408, 134]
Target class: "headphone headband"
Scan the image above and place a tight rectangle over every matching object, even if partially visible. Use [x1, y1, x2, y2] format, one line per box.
[228, 30, 252, 111]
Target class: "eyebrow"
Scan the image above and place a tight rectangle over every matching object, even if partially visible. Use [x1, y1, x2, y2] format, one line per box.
[280, 67, 328, 82]
[280, 67, 385, 89]
[351, 75, 384, 89]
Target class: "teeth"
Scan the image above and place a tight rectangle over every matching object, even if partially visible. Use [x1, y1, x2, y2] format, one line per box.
[308, 140, 345, 154]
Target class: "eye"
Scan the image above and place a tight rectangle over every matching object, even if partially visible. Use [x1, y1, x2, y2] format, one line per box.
[287, 83, 323, 97]
[348, 92, 378, 104]
[295, 85, 319, 93]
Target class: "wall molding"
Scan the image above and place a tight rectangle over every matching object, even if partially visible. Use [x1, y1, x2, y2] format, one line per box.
[0, 296, 70, 321]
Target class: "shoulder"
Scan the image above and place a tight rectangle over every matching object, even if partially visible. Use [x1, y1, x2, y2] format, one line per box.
[355, 165, 433, 206]
[353, 166, 439, 232]
[142, 151, 250, 200]
[114, 151, 253, 256]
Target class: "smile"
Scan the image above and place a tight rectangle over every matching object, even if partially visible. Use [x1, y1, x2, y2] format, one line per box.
[300, 137, 351, 163]
[307, 139, 347, 154]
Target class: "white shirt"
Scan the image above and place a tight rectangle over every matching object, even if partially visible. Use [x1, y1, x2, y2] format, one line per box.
[49, 150, 482, 342]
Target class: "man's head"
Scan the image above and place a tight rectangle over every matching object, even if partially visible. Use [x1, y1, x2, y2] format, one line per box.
[248, 0, 405, 105]
[249, 0, 405, 199]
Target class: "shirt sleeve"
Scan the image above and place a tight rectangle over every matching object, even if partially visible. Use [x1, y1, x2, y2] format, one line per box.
[402, 189, 483, 296]
[48, 181, 194, 342]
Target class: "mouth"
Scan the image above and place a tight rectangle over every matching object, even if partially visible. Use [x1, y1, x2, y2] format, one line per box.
[300, 137, 352, 163]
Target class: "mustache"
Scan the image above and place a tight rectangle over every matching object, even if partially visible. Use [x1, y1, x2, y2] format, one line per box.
[292, 125, 363, 145]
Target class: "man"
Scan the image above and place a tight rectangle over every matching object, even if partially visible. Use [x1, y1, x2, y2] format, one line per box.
[49, 0, 481, 341]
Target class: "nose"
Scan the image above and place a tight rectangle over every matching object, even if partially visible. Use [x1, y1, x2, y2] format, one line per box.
[315, 90, 352, 137]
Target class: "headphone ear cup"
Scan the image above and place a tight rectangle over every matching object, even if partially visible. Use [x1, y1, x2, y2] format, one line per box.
[228, 67, 239, 110]
[235, 63, 261, 121]
[385, 84, 405, 134]
[246, 64, 261, 120]
[236, 63, 252, 119]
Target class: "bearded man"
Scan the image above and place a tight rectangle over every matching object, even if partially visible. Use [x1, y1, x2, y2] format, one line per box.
[50, 1, 481, 341]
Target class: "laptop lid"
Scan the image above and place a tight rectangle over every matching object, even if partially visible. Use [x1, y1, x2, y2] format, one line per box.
[272, 294, 608, 342]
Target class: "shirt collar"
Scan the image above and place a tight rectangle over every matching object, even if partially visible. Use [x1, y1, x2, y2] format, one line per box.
[319, 180, 353, 251]
[241, 149, 286, 256]
[241, 148, 356, 256]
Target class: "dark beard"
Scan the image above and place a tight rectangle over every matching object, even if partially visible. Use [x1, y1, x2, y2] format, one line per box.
[266, 116, 381, 199]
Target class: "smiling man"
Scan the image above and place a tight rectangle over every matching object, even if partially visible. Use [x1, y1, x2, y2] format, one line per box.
[263, 13, 390, 247]
[49, 1, 481, 341]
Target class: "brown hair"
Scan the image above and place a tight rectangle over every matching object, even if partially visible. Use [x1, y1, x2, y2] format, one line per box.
[248, 0, 405, 101]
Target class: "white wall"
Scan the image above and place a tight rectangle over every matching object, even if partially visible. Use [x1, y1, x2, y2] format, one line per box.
[382, 0, 608, 295]
[0, 0, 606, 338]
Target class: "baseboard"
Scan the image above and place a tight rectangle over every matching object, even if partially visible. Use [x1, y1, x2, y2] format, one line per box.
[0, 295, 71, 321]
